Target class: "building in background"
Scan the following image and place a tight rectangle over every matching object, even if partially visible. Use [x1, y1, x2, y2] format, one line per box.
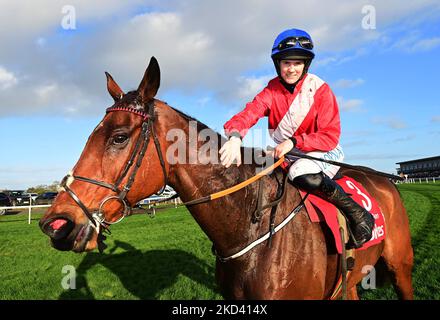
[396, 156, 440, 178]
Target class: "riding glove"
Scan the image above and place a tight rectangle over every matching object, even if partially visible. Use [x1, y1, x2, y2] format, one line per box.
[219, 136, 242, 168]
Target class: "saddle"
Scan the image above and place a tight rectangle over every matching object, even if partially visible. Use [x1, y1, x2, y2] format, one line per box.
[253, 167, 385, 300]
[299, 175, 386, 254]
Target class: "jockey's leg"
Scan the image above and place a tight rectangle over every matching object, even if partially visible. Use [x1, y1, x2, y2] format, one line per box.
[287, 146, 374, 249]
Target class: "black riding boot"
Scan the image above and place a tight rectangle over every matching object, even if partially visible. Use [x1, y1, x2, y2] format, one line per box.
[293, 172, 375, 249]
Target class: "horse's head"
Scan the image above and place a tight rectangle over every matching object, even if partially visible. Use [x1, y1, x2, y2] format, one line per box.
[39, 57, 170, 252]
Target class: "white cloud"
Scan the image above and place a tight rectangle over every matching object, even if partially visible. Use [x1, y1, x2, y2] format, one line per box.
[393, 35, 440, 53]
[0, 80, 96, 117]
[337, 96, 364, 112]
[0, 0, 439, 116]
[432, 115, 440, 122]
[88, 11, 216, 92]
[333, 78, 365, 89]
[414, 37, 440, 51]
[313, 48, 368, 69]
[34, 83, 58, 101]
[0, 66, 18, 89]
[314, 56, 338, 67]
[0, 0, 145, 42]
[236, 75, 273, 101]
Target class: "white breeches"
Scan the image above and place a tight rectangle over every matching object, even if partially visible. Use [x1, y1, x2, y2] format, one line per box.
[286, 145, 344, 180]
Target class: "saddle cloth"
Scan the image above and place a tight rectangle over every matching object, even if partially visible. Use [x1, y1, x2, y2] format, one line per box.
[299, 176, 386, 254]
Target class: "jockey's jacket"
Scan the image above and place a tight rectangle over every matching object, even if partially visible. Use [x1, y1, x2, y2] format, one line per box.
[224, 73, 341, 152]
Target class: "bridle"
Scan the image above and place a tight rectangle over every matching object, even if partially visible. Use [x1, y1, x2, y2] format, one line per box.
[60, 100, 168, 231]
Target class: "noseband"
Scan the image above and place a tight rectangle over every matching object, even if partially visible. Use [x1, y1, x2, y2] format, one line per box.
[60, 101, 168, 230]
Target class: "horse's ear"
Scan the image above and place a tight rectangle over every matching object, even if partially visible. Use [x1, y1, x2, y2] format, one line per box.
[105, 72, 125, 102]
[137, 56, 160, 103]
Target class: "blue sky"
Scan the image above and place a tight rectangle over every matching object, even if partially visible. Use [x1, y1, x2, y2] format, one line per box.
[0, 0, 439, 190]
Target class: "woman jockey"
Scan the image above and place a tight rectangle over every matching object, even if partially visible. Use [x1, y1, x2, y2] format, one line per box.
[219, 28, 374, 249]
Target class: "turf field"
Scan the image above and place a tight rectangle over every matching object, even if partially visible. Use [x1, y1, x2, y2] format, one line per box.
[0, 183, 438, 300]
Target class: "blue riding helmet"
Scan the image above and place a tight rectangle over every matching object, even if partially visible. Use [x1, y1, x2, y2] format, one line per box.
[271, 28, 315, 80]
[271, 28, 315, 61]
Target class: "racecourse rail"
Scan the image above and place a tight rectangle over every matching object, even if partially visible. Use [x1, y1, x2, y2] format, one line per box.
[396, 176, 439, 184]
[0, 203, 51, 224]
[0, 193, 180, 224]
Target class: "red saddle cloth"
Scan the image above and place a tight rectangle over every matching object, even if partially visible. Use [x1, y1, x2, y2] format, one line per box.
[299, 176, 386, 254]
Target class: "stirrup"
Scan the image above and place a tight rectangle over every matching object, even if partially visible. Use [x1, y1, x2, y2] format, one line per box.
[344, 219, 368, 249]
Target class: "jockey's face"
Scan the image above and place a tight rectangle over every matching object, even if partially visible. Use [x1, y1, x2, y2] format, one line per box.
[279, 59, 305, 85]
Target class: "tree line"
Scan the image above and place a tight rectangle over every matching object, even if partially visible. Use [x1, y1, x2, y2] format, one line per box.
[26, 181, 60, 194]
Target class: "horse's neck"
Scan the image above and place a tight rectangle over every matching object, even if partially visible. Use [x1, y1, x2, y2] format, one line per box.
[164, 113, 266, 255]
[169, 160, 261, 254]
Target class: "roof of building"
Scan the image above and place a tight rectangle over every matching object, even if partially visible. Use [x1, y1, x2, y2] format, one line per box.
[396, 155, 440, 165]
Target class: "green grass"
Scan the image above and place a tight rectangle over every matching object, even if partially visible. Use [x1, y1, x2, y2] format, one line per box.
[1, 183, 439, 300]
[0, 208, 222, 300]
[359, 183, 440, 300]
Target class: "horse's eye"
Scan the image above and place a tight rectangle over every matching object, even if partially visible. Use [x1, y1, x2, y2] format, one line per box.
[113, 134, 128, 145]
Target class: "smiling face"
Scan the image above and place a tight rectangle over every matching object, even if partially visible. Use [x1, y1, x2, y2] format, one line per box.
[279, 59, 305, 85]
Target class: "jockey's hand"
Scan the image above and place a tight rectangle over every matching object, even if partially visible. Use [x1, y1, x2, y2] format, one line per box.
[269, 139, 294, 159]
[219, 136, 242, 168]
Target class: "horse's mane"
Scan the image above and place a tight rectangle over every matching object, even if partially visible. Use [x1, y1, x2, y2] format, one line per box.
[168, 106, 214, 134]
[123, 91, 215, 134]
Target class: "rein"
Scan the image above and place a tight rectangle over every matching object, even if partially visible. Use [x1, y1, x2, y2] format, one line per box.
[145, 156, 286, 212]
[287, 149, 403, 181]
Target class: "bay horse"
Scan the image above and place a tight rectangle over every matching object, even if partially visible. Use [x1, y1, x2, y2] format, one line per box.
[39, 57, 414, 299]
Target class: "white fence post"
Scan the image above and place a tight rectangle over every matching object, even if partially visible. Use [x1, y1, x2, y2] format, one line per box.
[28, 197, 32, 224]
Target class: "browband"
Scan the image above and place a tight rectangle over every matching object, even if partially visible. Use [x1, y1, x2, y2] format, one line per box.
[106, 106, 150, 120]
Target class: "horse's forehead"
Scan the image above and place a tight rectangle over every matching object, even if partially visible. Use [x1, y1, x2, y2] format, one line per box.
[92, 109, 139, 133]
[108, 111, 135, 124]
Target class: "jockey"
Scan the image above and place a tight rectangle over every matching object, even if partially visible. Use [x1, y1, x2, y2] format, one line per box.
[219, 28, 374, 249]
